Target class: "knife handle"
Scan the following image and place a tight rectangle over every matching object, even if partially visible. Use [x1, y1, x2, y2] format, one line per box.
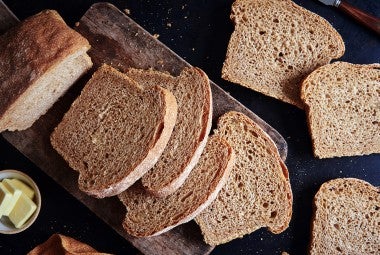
[338, 1, 380, 36]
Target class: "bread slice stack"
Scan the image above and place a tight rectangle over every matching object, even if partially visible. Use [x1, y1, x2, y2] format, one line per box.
[51, 65, 178, 198]
[0, 10, 92, 132]
[310, 178, 380, 254]
[301, 62, 380, 158]
[222, 0, 345, 108]
[118, 135, 235, 237]
[195, 111, 292, 245]
[125, 67, 212, 197]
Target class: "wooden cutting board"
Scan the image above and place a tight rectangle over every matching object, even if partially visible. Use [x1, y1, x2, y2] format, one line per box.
[1, 3, 287, 255]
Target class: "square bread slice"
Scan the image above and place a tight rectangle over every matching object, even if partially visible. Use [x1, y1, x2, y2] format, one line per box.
[222, 0, 345, 108]
[0, 10, 92, 132]
[118, 135, 235, 237]
[301, 62, 380, 158]
[195, 111, 293, 245]
[310, 178, 380, 254]
[50, 65, 177, 198]
[124, 67, 212, 197]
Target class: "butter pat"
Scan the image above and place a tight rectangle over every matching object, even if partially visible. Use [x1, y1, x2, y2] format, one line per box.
[0, 183, 13, 217]
[7, 179, 34, 199]
[8, 193, 37, 228]
[1, 180, 22, 216]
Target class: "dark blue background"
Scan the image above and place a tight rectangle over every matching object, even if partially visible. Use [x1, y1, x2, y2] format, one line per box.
[1, 0, 379, 254]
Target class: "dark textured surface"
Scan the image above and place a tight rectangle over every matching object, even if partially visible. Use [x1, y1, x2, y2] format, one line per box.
[0, 0, 379, 254]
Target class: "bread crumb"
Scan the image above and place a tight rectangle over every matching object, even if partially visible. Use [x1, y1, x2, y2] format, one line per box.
[124, 9, 131, 15]
[74, 22, 80, 27]
[282, 252, 290, 255]
[153, 34, 160, 39]
[167, 22, 172, 28]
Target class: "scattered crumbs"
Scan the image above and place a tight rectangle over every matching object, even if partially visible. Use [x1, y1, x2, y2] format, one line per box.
[74, 22, 80, 27]
[184, 16, 188, 19]
[260, 238, 263, 241]
[157, 60, 164, 66]
[153, 33, 160, 39]
[192, 48, 195, 51]
[124, 8, 131, 15]
[339, 170, 342, 174]
[182, 5, 185, 10]
[135, 32, 139, 36]
[282, 252, 290, 255]
[167, 22, 172, 28]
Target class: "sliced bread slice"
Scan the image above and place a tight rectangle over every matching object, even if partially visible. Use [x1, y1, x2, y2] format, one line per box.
[0, 10, 92, 132]
[195, 111, 292, 245]
[118, 135, 235, 237]
[310, 178, 380, 255]
[50, 65, 177, 198]
[124, 67, 212, 197]
[222, 0, 345, 108]
[301, 62, 380, 158]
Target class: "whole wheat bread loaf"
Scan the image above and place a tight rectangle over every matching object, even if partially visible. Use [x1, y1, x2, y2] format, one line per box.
[50, 65, 177, 198]
[0, 10, 92, 132]
[195, 111, 292, 245]
[28, 234, 111, 255]
[124, 67, 212, 197]
[301, 62, 380, 158]
[118, 135, 234, 237]
[310, 178, 380, 255]
[222, 0, 345, 108]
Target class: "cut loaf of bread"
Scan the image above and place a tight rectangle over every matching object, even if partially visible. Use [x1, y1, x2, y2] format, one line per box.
[301, 62, 380, 158]
[118, 135, 235, 237]
[124, 67, 212, 197]
[310, 178, 380, 255]
[28, 234, 111, 255]
[195, 111, 292, 245]
[50, 65, 177, 198]
[0, 10, 92, 132]
[222, 0, 345, 108]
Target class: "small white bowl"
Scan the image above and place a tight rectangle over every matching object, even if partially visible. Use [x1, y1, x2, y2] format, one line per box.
[0, 169, 41, 234]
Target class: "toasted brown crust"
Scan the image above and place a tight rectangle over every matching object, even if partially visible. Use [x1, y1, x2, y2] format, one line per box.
[118, 135, 235, 237]
[310, 178, 380, 254]
[27, 234, 111, 255]
[0, 10, 90, 118]
[301, 62, 380, 158]
[50, 65, 178, 198]
[222, 0, 345, 109]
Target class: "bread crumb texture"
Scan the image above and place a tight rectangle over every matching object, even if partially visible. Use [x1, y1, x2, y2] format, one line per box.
[222, 0, 344, 108]
[50, 65, 177, 198]
[118, 135, 234, 237]
[125, 67, 212, 197]
[310, 178, 380, 255]
[301, 62, 380, 158]
[195, 111, 292, 245]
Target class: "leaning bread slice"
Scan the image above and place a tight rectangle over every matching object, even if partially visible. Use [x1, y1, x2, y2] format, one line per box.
[125, 67, 212, 197]
[0, 10, 92, 132]
[222, 0, 345, 108]
[50, 65, 177, 198]
[310, 178, 380, 255]
[195, 111, 292, 245]
[301, 62, 380, 158]
[118, 135, 234, 237]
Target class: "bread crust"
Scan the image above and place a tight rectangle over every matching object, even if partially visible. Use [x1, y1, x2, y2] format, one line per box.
[0, 10, 91, 121]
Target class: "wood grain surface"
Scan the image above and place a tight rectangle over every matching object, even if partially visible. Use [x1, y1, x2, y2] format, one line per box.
[1, 2, 287, 255]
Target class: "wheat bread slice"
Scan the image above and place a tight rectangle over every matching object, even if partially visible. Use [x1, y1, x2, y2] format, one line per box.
[301, 62, 380, 158]
[195, 111, 292, 245]
[118, 135, 235, 237]
[310, 178, 380, 255]
[124, 67, 212, 197]
[221, 0, 345, 108]
[0, 10, 92, 132]
[50, 64, 177, 198]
